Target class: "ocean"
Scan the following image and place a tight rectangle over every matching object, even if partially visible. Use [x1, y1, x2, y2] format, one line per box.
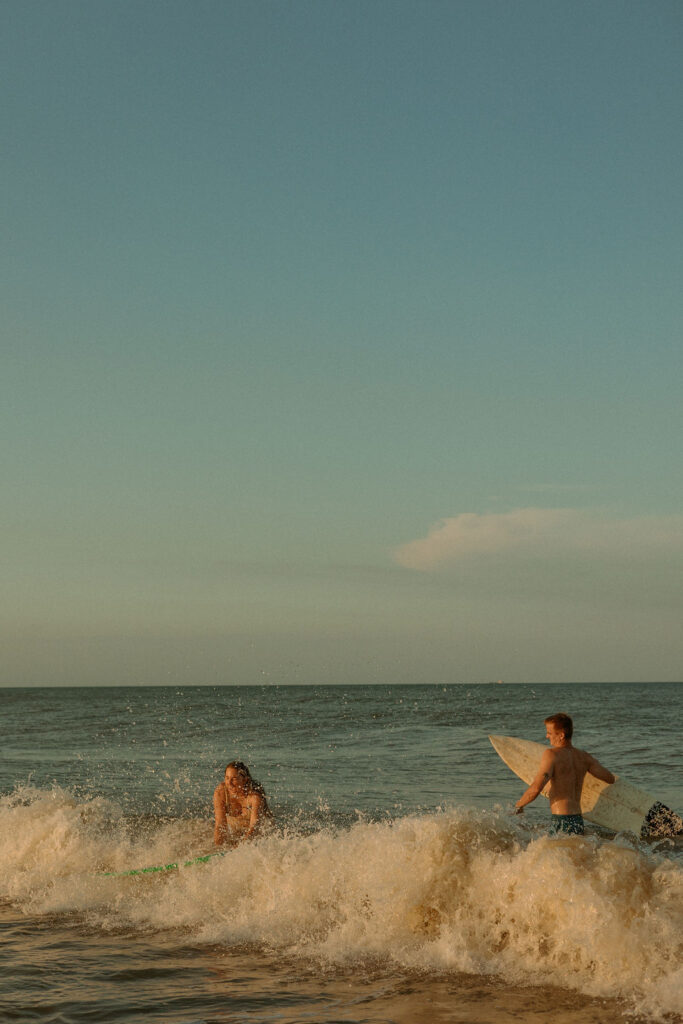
[1, 682, 681, 1024]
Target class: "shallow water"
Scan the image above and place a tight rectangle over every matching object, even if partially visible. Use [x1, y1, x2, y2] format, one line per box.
[0, 912, 643, 1024]
[1, 683, 681, 1022]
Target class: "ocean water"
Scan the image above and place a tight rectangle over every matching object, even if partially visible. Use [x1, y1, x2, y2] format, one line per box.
[1, 682, 681, 1024]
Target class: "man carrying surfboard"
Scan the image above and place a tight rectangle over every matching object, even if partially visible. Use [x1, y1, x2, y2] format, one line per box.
[514, 713, 615, 835]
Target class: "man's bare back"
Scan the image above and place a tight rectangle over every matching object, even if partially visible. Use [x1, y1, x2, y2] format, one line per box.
[544, 744, 604, 814]
[515, 714, 615, 829]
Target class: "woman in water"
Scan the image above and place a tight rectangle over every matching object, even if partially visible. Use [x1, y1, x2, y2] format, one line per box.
[213, 761, 272, 845]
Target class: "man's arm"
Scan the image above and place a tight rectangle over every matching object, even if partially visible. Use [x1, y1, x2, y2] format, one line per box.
[515, 749, 553, 813]
[586, 754, 615, 785]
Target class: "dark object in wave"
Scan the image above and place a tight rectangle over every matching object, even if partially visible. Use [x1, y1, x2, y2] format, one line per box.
[641, 802, 683, 838]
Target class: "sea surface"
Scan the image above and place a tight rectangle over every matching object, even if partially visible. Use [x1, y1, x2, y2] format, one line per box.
[1, 682, 681, 1024]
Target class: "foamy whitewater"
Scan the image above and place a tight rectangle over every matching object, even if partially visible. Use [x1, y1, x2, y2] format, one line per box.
[1, 683, 681, 1023]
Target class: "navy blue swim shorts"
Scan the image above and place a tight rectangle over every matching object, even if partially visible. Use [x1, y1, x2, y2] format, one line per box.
[550, 813, 585, 836]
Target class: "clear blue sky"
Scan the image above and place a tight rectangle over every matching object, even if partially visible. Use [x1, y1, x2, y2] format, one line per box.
[3, 1, 682, 685]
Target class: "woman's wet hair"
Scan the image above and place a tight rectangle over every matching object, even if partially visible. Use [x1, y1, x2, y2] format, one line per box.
[225, 761, 267, 798]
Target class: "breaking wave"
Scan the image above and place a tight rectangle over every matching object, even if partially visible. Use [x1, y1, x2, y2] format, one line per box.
[1, 785, 681, 1020]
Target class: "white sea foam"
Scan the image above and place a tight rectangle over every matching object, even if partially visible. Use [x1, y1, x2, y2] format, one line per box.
[1, 785, 681, 1020]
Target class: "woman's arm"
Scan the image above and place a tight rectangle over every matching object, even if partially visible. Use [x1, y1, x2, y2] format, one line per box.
[213, 784, 228, 846]
[244, 792, 265, 838]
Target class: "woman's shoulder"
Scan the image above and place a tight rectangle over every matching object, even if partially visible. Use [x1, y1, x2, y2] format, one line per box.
[248, 789, 273, 813]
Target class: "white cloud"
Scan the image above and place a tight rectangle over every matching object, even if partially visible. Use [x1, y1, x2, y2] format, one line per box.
[393, 508, 683, 572]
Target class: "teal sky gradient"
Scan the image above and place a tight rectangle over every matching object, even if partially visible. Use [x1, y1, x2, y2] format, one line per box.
[3, 1, 682, 684]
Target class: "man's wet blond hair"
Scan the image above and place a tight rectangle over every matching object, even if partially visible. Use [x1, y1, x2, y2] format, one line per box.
[544, 712, 573, 740]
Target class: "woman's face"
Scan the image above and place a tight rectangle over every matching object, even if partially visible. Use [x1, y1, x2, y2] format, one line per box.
[225, 767, 248, 798]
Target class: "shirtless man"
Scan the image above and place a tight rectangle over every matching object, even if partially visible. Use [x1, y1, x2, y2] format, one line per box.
[515, 713, 615, 835]
[213, 761, 272, 846]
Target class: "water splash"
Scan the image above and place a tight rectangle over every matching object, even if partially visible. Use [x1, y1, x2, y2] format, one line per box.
[1, 785, 681, 1020]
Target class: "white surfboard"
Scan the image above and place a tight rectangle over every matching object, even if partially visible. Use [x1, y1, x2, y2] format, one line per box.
[489, 734, 680, 835]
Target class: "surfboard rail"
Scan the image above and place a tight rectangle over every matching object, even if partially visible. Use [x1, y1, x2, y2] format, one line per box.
[100, 850, 227, 877]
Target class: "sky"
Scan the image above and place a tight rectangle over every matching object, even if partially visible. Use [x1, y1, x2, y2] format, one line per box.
[2, 0, 682, 686]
